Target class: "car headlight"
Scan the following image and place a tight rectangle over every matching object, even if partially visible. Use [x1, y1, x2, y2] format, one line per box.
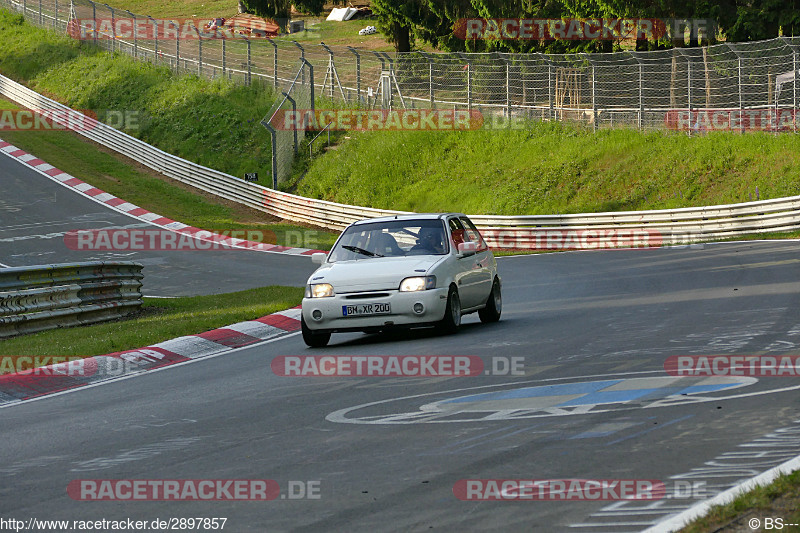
[306, 283, 335, 298]
[399, 276, 436, 292]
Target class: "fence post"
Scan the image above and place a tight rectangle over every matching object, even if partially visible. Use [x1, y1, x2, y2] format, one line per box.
[267, 38, 278, 87]
[175, 24, 180, 73]
[630, 52, 643, 130]
[293, 41, 305, 86]
[38, 0, 42, 25]
[738, 57, 743, 133]
[54, 0, 57, 30]
[91, 2, 96, 45]
[284, 93, 298, 155]
[592, 65, 597, 131]
[124, 9, 136, 58]
[347, 46, 361, 104]
[246, 38, 251, 86]
[546, 56, 554, 121]
[503, 54, 511, 120]
[102, 3, 114, 52]
[222, 38, 226, 77]
[417, 51, 433, 108]
[794, 51, 797, 133]
[198, 33, 203, 76]
[457, 52, 472, 112]
[304, 59, 315, 113]
[148, 15, 157, 64]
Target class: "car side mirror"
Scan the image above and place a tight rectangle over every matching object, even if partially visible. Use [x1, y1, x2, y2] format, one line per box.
[457, 241, 477, 257]
[311, 252, 327, 265]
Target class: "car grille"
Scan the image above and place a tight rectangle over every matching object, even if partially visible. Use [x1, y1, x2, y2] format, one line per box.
[344, 292, 391, 299]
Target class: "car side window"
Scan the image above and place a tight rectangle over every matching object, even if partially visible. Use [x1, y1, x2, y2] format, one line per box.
[459, 217, 488, 252]
[449, 218, 466, 249]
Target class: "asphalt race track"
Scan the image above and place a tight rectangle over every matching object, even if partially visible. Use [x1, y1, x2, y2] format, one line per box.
[0, 152, 316, 295]
[3, 152, 800, 531]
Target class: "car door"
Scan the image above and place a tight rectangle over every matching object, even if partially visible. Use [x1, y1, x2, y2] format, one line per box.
[459, 216, 493, 307]
[447, 217, 476, 308]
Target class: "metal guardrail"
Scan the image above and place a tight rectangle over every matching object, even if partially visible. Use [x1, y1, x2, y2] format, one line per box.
[2, 73, 800, 249]
[0, 261, 144, 337]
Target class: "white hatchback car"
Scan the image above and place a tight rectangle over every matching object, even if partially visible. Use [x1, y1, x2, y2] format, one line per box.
[301, 213, 501, 347]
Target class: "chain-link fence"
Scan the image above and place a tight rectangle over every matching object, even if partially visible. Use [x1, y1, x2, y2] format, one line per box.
[4, 0, 800, 183]
[261, 59, 313, 187]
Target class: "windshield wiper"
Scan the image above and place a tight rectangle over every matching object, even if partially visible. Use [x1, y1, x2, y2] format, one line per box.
[342, 245, 383, 257]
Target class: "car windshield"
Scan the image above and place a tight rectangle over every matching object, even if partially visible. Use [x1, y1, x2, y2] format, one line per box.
[327, 220, 449, 262]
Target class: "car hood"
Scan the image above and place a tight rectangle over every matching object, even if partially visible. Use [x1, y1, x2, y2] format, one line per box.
[308, 256, 445, 292]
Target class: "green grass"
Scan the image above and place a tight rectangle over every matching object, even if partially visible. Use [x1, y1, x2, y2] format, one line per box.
[680, 471, 800, 532]
[100, 0, 237, 20]
[0, 10, 277, 183]
[0, 286, 302, 358]
[296, 121, 800, 215]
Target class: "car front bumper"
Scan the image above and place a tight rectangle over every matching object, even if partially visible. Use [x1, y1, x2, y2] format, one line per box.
[302, 287, 449, 332]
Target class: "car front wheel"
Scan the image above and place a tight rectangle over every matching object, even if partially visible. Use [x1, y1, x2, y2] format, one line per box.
[479, 277, 502, 323]
[439, 285, 461, 334]
[301, 314, 331, 348]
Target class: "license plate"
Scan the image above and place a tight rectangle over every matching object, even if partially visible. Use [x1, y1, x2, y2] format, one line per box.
[342, 303, 391, 317]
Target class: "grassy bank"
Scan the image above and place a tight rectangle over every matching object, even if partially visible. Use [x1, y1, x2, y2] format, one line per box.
[296, 122, 800, 215]
[0, 9, 275, 182]
[0, 286, 302, 358]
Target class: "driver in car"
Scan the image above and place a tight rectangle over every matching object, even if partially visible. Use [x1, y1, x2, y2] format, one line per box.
[411, 227, 445, 254]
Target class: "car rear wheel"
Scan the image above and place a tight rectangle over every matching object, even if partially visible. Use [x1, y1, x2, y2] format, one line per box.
[479, 277, 502, 323]
[302, 314, 331, 348]
[439, 285, 461, 334]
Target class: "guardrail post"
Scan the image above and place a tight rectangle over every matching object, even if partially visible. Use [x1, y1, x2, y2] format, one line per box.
[346, 46, 361, 104]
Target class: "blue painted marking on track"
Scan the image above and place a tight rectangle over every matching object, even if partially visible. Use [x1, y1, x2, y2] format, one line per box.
[675, 383, 741, 395]
[439, 380, 622, 404]
[557, 388, 657, 407]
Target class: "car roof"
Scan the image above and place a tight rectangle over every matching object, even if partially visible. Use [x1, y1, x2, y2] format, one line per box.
[351, 213, 465, 226]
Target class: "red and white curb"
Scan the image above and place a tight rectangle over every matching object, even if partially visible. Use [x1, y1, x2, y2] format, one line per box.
[0, 138, 325, 256]
[0, 307, 301, 406]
